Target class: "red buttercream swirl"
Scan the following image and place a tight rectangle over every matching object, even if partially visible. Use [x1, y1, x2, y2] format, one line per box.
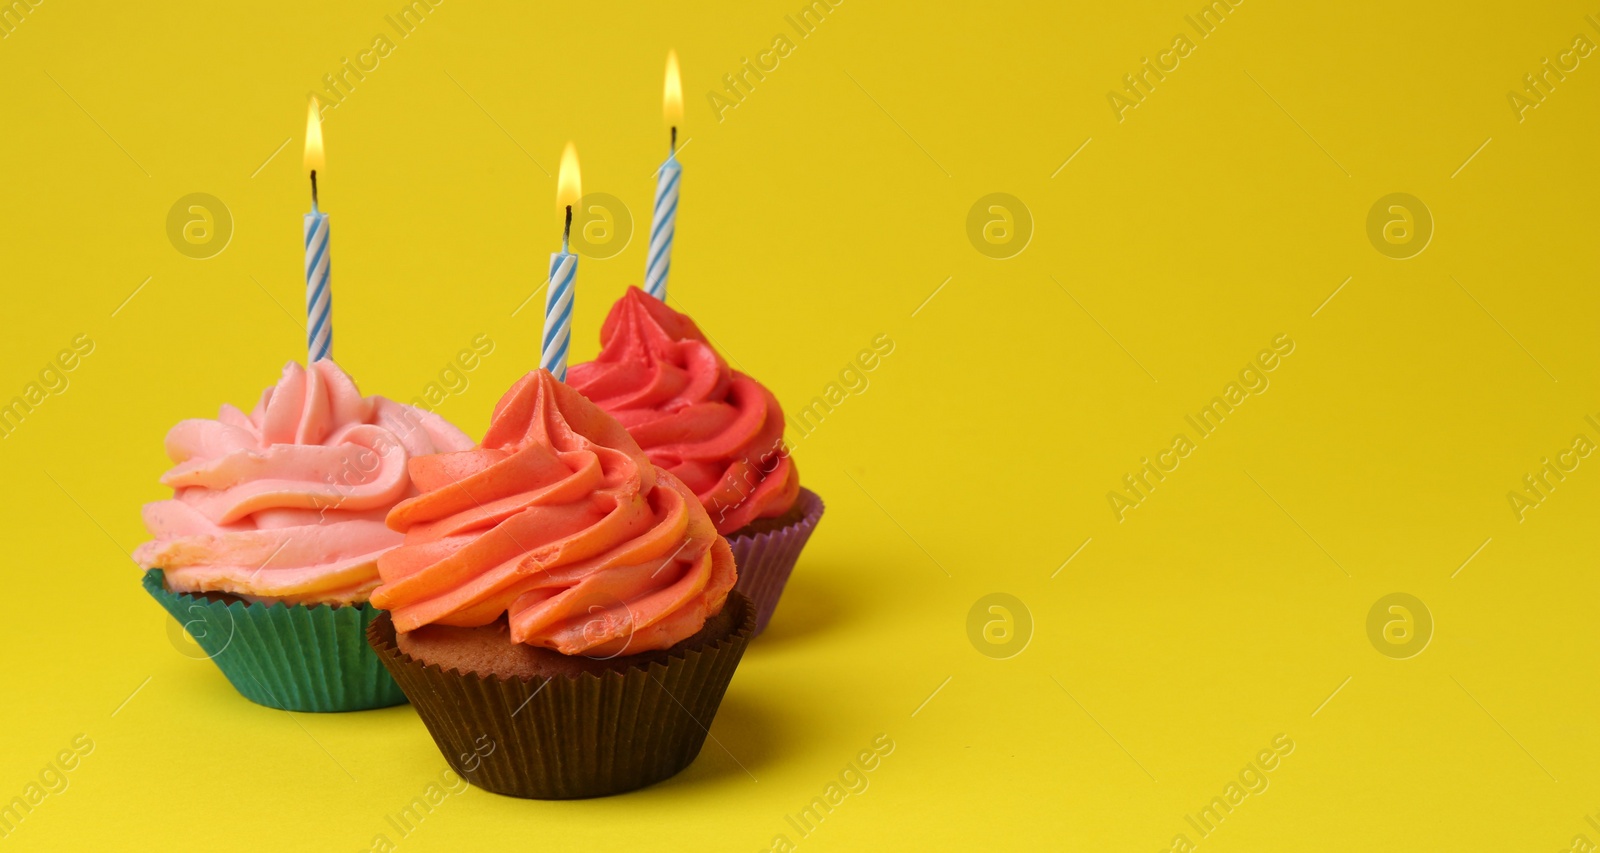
[568, 287, 799, 535]
[370, 370, 736, 656]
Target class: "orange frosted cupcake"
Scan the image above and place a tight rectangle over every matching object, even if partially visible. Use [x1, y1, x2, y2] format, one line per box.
[366, 369, 753, 798]
[569, 287, 824, 634]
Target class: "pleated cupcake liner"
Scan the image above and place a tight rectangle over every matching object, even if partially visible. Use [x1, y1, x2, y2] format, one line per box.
[366, 590, 755, 799]
[142, 569, 408, 713]
[728, 488, 825, 636]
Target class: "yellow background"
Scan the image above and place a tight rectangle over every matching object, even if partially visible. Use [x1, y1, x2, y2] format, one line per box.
[2, 0, 1599, 850]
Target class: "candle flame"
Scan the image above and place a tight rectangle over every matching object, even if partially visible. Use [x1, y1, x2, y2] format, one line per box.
[556, 142, 581, 211]
[303, 96, 325, 174]
[663, 49, 683, 129]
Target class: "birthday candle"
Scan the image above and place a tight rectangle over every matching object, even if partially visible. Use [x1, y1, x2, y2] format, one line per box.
[645, 50, 683, 302]
[303, 98, 333, 362]
[542, 143, 581, 381]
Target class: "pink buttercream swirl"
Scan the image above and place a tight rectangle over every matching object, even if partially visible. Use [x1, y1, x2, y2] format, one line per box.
[134, 360, 474, 605]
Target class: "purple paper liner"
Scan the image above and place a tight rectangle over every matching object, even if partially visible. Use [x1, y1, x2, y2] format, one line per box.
[366, 591, 755, 799]
[728, 488, 824, 636]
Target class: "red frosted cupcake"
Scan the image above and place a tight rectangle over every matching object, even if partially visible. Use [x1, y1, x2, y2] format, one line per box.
[569, 287, 824, 634]
[366, 370, 754, 798]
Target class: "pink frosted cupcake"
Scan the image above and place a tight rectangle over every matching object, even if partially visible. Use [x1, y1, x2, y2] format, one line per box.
[135, 360, 473, 711]
[569, 287, 824, 635]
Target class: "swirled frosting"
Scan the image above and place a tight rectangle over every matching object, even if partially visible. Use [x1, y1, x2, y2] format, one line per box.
[568, 287, 799, 535]
[134, 360, 474, 605]
[370, 370, 736, 656]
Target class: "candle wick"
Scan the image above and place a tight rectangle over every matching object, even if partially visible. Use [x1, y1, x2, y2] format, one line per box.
[310, 170, 319, 210]
[563, 204, 572, 252]
[670, 126, 677, 156]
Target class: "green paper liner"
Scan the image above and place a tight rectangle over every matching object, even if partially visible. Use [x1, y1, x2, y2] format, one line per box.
[367, 591, 755, 799]
[142, 569, 407, 713]
[728, 488, 825, 636]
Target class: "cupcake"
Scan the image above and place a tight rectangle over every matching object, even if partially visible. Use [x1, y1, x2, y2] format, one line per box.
[568, 287, 823, 634]
[135, 360, 474, 712]
[366, 369, 754, 799]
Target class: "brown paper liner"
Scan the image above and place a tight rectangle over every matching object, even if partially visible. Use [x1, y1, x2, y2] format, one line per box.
[367, 591, 755, 799]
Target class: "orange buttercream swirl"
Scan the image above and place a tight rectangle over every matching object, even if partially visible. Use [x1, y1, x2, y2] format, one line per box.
[568, 287, 799, 535]
[371, 370, 736, 656]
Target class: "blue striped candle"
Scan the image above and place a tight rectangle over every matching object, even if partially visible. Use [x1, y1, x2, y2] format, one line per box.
[304, 205, 332, 362]
[542, 244, 576, 381]
[544, 143, 581, 381]
[644, 148, 679, 301]
[647, 51, 683, 302]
